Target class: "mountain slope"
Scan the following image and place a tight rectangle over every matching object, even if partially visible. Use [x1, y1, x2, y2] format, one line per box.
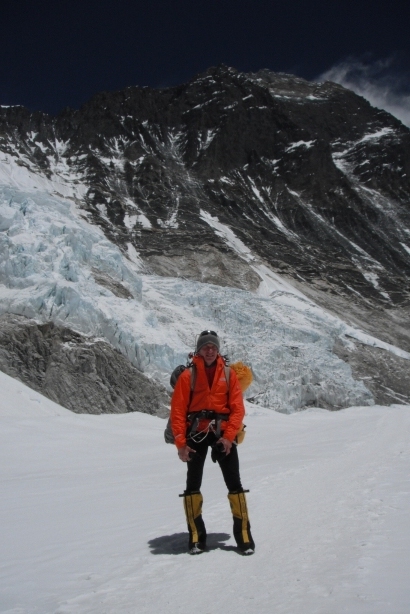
[0, 66, 409, 411]
[1, 66, 409, 311]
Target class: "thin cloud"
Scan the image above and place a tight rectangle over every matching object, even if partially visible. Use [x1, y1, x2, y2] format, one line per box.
[317, 57, 410, 128]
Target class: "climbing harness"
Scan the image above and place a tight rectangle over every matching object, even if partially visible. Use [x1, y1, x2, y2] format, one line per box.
[187, 410, 229, 442]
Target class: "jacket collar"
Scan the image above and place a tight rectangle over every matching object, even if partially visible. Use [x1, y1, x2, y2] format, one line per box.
[193, 354, 224, 369]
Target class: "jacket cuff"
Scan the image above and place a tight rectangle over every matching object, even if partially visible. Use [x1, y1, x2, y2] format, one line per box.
[222, 431, 235, 443]
[174, 434, 186, 449]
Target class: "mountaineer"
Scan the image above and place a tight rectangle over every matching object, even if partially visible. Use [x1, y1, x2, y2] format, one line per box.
[170, 330, 255, 555]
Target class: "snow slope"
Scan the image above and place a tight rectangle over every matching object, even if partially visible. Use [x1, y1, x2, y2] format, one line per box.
[1, 371, 410, 614]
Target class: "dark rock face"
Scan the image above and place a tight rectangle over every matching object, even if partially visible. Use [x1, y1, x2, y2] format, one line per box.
[0, 314, 170, 416]
[0, 65, 409, 407]
[144, 245, 261, 290]
[1, 67, 409, 309]
[333, 337, 410, 406]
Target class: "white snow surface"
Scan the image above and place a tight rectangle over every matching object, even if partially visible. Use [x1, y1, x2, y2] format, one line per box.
[1, 371, 410, 614]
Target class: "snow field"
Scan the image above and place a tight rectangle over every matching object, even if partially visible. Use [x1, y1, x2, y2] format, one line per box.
[1, 371, 410, 613]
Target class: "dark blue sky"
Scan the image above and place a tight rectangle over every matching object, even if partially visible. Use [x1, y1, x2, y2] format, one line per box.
[2, 0, 409, 115]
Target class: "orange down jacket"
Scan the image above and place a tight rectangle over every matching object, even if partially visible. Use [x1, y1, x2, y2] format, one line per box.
[170, 354, 245, 449]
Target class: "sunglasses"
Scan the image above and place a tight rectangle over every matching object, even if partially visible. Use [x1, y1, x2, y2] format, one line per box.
[199, 330, 218, 337]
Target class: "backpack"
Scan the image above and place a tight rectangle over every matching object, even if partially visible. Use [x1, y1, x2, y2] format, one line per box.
[164, 360, 248, 445]
[164, 362, 194, 444]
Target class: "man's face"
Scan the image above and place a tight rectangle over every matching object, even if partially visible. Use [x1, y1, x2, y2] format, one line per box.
[198, 343, 218, 366]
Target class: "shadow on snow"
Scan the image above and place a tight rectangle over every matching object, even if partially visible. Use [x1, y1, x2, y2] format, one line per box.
[148, 532, 236, 555]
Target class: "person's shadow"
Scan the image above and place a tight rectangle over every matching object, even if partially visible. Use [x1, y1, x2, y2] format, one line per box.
[148, 532, 236, 555]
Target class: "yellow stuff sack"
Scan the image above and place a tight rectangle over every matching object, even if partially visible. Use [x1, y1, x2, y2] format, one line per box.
[236, 423, 246, 444]
[230, 361, 253, 393]
[230, 361, 253, 445]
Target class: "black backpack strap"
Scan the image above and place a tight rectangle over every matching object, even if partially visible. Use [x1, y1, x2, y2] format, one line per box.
[224, 365, 230, 387]
[188, 365, 196, 408]
[190, 365, 197, 391]
[214, 416, 223, 439]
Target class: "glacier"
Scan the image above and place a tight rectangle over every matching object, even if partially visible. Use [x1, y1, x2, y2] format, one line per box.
[0, 178, 381, 413]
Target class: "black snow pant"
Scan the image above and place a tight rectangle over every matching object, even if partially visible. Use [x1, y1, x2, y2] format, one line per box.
[185, 431, 243, 493]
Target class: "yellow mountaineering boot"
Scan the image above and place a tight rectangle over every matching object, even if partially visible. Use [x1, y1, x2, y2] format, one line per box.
[228, 491, 255, 555]
[181, 491, 207, 554]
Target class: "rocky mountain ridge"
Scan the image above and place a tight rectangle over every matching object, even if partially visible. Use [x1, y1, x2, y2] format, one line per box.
[0, 65, 409, 412]
[0, 314, 169, 416]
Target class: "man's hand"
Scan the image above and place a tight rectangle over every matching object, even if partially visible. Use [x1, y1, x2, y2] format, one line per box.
[178, 445, 196, 462]
[216, 437, 232, 455]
